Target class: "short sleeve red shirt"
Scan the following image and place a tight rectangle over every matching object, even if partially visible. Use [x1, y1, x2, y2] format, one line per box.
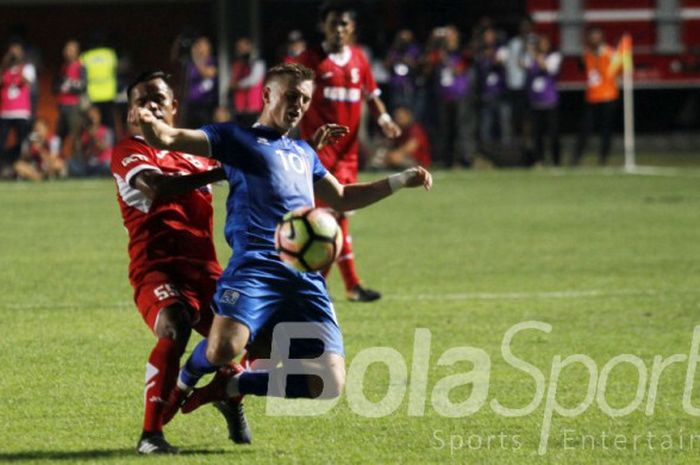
[294, 44, 379, 169]
[110, 136, 221, 286]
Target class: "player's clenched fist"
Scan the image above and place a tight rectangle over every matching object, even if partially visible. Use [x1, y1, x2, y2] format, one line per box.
[128, 107, 158, 127]
[378, 117, 402, 139]
[389, 166, 433, 192]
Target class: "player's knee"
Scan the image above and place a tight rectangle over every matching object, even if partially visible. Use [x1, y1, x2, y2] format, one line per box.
[206, 316, 249, 365]
[205, 339, 237, 366]
[155, 304, 192, 342]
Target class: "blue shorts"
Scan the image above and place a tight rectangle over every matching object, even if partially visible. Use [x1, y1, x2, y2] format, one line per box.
[213, 255, 344, 358]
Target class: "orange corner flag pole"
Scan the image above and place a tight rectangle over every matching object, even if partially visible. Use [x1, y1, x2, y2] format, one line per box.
[621, 33, 636, 171]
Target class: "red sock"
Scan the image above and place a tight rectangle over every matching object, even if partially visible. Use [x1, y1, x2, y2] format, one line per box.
[143, 337, 181, 433]
[336, 216, 360, 291]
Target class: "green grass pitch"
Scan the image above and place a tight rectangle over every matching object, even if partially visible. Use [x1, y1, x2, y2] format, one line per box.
[1, 167, 700, 464]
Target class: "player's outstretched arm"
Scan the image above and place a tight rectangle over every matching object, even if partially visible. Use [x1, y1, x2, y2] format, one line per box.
[130, 107, 211, 157]
[132, 167, 226, 201]
[315, 166, 432, 212]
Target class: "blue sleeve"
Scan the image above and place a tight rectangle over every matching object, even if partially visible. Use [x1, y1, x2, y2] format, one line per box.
[200, 123, 243, 166]
[308, 146, 328, 182]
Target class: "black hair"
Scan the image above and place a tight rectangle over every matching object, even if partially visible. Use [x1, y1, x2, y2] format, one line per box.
[127, 70, 172, 101]
[319, 1, 357, 22]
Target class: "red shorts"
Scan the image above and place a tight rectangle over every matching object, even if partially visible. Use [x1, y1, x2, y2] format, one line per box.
[134, 268, 219, 336]
[319, 150, 358, 185]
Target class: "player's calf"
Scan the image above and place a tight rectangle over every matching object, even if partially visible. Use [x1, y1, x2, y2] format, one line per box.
[144, 304, 193, 430]
[301, 354, 346, 399]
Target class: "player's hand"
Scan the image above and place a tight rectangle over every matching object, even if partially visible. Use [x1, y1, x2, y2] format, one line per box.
[127, 106, 158, 128]
[309, 124, 350, 151]
[404, 166, 433, 191]
[379, 118, 402, 139]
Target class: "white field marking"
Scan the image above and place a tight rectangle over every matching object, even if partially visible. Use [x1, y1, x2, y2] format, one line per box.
[4, 289, 699, 310]
[623, 165, 700, 178]
[383, 289, 699, 301]
[540, 166, 700, 179]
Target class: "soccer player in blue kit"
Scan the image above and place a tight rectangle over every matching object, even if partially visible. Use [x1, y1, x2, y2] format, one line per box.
[133, 63, 432, 418]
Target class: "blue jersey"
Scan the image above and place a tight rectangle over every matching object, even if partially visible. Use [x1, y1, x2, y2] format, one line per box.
[200, 122, 343, 356]
[200, 123, 328, 270]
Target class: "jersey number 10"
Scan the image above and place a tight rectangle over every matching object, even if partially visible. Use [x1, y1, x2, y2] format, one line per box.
[276, 149, 306, 175]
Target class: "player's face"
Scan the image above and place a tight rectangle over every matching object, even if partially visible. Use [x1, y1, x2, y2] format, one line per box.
[129, 78, 178, 126]
[588, 30, 603, 48]
[63, 41, 79, 61]
[263, 77, 313, 133]
[322, 12, 355, 51]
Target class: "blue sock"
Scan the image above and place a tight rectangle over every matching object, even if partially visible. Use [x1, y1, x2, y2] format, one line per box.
[238, 371, 312, 398]
[238, 371, 269, 396]
[178, 339, 218, 388]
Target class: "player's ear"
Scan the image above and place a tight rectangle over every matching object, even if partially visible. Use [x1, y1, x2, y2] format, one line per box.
[262, 85, 272, 104]
[171, 98, 179, 115]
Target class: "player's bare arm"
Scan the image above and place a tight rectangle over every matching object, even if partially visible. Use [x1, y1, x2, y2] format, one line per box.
[132, 167, 226, 201]
[314, 166, 432, 212]
[130, 106, 212, 157]
[368, 95, 402, 139]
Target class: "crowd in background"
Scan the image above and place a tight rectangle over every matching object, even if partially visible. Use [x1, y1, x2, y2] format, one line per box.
[0, 15, 622, 181]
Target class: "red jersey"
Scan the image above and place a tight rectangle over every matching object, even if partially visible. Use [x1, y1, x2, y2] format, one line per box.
[400, 122, 432, 168]
[111, 136, 221, 286]
[56, 60, 85, 107]
[294, 44, 379, 167]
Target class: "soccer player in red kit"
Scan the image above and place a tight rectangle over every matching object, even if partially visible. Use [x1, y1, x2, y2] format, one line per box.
[111, 70, 250, 454]
[294, 2, 402, 302]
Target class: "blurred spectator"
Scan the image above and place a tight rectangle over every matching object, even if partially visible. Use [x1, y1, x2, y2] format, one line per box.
[14, 118, 64, 181]
[525, 35, 561, 166]
[505, 16, 537, 141]
[74, 105, 113, 177]
[371, 106, 431, 169]
[476, 27, 510, 147]
[385, 29, 421, 112]
[212, 105, 232, 123]
[283, 30, 307, 63]
[183, 36, 217, 128]
[426, 25, 473, 168]
[81, 34, 118, 131]
[573, 27, 620, 165]
[54, 39, 86, 159]
[0, 41, 35, 174]
[230, 37, 265, 127]
[9, 25, 41, 119]
[114, 51, 133, 140]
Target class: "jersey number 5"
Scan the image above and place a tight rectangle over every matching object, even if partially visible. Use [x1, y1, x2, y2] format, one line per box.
[154, 283, 180, 301]
[276, 149, 306, 174]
